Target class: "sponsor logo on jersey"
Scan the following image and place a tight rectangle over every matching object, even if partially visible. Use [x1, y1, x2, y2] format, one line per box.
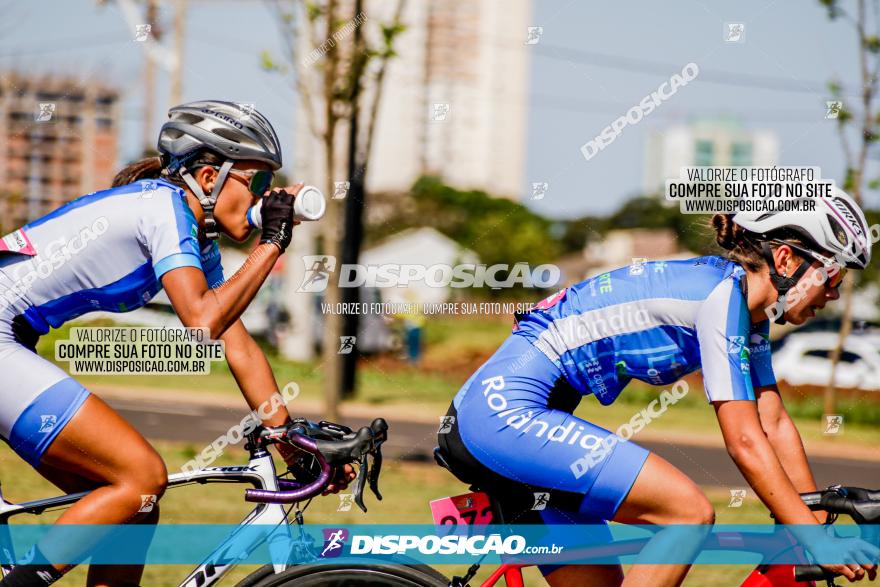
[726, 335, 746, 355]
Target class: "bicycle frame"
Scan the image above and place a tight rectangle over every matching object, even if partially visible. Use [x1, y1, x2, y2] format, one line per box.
[0, 444, 293, 587]
[462, 532, 819, 587]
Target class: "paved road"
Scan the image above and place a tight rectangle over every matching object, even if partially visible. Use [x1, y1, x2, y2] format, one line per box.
[106, 396, 878, 490]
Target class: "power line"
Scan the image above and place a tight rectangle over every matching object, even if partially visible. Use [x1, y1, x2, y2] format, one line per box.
[0, 35, 125, 58]
[533, 43, 841, 96]
[529, 93, 833, 124]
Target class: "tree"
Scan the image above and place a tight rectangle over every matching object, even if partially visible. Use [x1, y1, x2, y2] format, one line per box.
[265, 0, 406, 417]
[818, 0, 880, 418]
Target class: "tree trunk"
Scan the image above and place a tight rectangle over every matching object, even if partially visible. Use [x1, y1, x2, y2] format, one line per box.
[340, 0, 365, 398]
[823, 274, 855, 418]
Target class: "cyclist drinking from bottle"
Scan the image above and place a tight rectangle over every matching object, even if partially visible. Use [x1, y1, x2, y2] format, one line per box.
[439, 189, 877, 586]
[0, 100, 353, 587]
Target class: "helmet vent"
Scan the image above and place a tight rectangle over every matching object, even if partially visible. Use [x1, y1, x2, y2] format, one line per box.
[175, 113, 201, 124]
[826, 214, 848, 246]
[214, 127, 243, 143]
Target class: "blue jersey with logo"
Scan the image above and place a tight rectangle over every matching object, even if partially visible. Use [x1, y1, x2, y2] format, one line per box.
[443, 256, 775, 530]
[0, 179, 224, 334]
[511, 256, 775, 404]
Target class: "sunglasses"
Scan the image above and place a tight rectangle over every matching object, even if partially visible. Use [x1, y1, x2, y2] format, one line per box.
[821, 264, 847, 289]
[772, 240, 847, 289]
[194, 165, 274, 197]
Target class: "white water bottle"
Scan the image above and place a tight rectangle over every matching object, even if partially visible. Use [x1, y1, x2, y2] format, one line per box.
[246, 185, 326, 228]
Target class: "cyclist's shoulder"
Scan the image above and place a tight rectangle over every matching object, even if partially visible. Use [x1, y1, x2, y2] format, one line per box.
[128, 178, 188, 206]
[568, 256, 735, 299]
[127, 179, 197, 226]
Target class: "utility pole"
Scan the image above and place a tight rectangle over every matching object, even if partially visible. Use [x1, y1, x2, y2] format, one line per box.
[170, 0, 186, 106]
[143, 0, 158, 154]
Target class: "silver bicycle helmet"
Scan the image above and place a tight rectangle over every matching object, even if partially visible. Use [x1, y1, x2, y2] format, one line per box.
[158, 100, 283, 239]
[732, 186, 872, 324]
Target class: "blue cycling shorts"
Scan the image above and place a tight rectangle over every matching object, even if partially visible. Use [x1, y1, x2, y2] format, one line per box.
[0, 312, 90, 467]
[442, 334, 650, 530]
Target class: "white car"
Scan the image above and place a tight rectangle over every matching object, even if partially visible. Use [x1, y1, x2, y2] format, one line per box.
[772, 332, 880, 391]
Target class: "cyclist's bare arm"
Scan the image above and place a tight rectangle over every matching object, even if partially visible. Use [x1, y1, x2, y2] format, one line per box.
[220, 319, 289, 427]
[219, 317, 356, 493]
[714, 400, 824, 525]
[715, 400, 875, 581]
[754, 385, 822, 500]
[161, 243, 281, 339]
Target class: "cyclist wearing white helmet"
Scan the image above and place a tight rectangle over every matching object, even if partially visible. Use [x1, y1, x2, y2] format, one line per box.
[438, 188, 876, 585]
[728, 186, 872, 325]
[0, 101, 353, 587]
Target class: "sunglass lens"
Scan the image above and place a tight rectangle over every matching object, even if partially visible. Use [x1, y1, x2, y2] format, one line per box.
[829, 267, 847, 288]
[249, 171, 273, 196]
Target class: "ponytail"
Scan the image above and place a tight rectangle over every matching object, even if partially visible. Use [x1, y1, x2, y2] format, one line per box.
[112, 150, 226, 189]
[112, 157, 164, 187]
[710, 214, 810, 272]
[710, 214, 765, 272]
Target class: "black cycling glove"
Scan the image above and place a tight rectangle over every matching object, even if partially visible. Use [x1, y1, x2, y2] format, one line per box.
[259, 190, 295, 252]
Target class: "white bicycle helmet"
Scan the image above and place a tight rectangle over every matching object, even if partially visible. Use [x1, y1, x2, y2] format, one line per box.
[733, 186, 871, 269]
[732, 186, 873, 324]
[158, 100, 283, 239]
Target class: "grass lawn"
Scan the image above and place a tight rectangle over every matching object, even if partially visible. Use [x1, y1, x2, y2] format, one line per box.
[0, 440, 808, 587]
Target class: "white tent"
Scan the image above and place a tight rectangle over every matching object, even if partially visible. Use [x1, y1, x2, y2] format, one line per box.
[361, 227, 479, 305]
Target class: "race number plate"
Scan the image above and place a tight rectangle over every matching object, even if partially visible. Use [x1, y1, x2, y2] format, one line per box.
[0, 229, 36, 256]
[430, 491, 495, 526]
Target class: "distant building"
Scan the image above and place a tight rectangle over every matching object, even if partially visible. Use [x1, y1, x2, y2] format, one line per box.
[582, 228, 696, 280]
[643, 117, 778, 196]
[0, 72, 120, 229]
[295, 0, 532, 199]
[361, 227, 478, 305]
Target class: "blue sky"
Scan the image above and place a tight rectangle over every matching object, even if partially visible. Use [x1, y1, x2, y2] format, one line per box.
[0, 1, 871, 218]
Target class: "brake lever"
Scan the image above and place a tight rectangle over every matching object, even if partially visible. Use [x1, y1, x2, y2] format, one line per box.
[369, 446, 383, 501]
[353, 452, 369, 513]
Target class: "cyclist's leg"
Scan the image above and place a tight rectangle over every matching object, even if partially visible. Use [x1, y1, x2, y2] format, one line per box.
[607, 452, 715, 587]
[440, 336, 709, 587]
[441, 402, 630, 586]
[36, 460, 162, 587]
[37, 394, 167, 584]
[547, 453, 715, 587]
[0, 343, 166, 585]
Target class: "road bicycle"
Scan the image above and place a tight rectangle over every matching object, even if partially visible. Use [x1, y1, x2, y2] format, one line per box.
[1, 418, 876, 587]
[428, 446, 880, 587]
[0, 416, 449, 586]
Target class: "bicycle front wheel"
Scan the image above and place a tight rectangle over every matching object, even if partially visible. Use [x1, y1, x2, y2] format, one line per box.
[239, 562, 450, 587]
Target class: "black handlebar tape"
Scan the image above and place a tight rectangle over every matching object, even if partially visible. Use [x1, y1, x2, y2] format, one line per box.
[794, 565, 837, 582]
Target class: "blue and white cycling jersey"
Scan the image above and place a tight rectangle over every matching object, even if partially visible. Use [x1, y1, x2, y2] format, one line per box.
[0, 178, 224, 466]
[0, 178, 224, 335]
[510, 255, 775, 405]
[442, 256, 777, 533]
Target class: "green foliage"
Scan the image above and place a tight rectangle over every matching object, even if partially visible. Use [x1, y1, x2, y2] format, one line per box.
[785, 396, 880, 425]
[606, 196, 716, 255]
[259, 50, 285, 73]
[409, 176, 562, 268]
[857, 208, 880, 286]
[819, 0, 841, 19]
[379, 22, 406, 58]
[556, 216, 606, 252]
[304, 1, 322, 21]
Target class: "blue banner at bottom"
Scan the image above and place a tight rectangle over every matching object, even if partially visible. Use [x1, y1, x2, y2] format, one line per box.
[0, 524, 876, 566]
